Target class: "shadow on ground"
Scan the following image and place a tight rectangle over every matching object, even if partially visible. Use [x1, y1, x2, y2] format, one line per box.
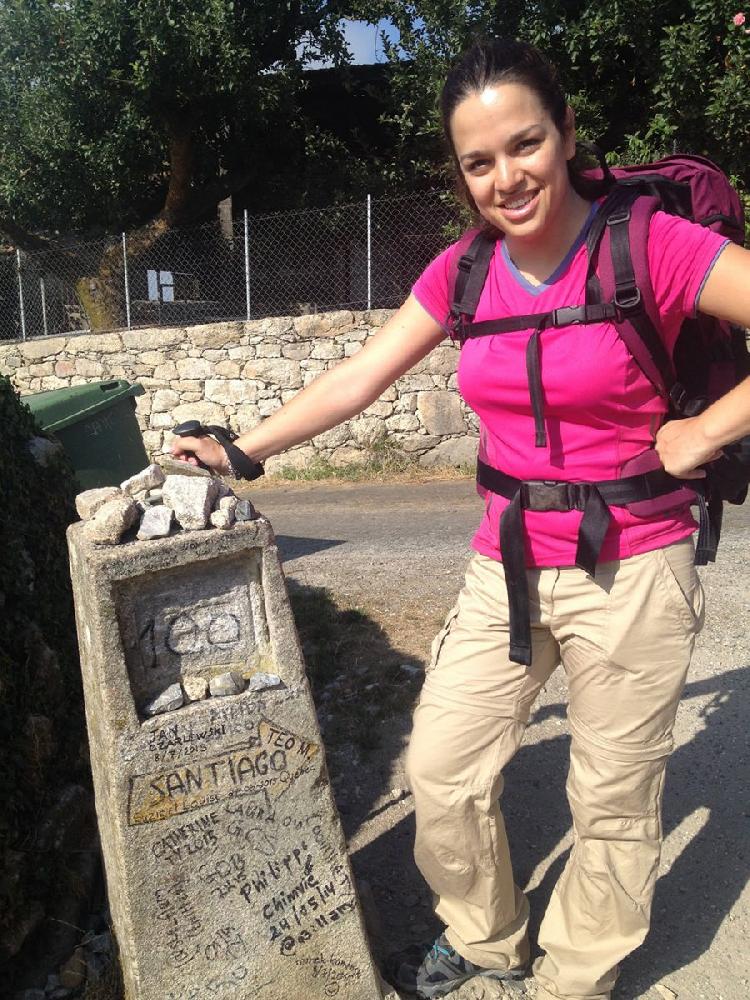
[348, 667, 748, 997]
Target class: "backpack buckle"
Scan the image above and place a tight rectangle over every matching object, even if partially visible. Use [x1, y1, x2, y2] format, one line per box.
[614, 287, 642, 313]
[457, 254, 473, 273]
[552, 306, 587, 327]
[606, 207, 631, 226]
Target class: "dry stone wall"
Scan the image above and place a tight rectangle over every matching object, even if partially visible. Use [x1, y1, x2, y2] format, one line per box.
[0, 311, 479, 473]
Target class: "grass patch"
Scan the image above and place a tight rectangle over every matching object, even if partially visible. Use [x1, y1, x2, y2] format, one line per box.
[261, 442, 474, 486]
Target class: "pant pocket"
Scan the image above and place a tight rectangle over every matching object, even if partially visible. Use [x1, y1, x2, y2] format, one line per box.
[657, 542, 705, 632]
[426, 604, 460, 675]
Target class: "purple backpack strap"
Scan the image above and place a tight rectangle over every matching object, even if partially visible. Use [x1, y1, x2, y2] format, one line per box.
[593, 193, 676, 399]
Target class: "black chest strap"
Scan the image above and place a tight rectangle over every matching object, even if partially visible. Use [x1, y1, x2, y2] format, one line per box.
[476, 459, 711, 665]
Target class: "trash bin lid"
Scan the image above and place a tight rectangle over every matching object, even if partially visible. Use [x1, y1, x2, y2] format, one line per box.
[24, 379, 146, 432]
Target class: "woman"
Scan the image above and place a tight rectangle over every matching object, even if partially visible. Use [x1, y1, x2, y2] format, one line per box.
[173, 38, 750, 1000]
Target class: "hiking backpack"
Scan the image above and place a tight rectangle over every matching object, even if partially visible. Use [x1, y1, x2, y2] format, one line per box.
[449, 153, 750, 568]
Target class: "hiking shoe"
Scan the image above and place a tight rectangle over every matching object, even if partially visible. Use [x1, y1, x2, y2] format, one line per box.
[387, 932, 526, 998]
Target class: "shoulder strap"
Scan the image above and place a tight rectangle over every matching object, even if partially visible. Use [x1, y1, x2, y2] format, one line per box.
[450, 231, 496, 328]
[588, 189, 677, 400]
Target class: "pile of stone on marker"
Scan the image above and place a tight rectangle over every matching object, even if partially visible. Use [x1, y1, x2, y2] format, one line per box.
[74, 461, 258, 545]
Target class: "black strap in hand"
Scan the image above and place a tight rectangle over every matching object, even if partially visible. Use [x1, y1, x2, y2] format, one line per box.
[172, 420, 265, 481]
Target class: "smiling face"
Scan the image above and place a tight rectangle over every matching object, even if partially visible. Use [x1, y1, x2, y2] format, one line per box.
[449, 82, 580, 252]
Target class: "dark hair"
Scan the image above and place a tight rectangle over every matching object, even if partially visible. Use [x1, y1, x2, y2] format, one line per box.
[441, 37, 611, 218]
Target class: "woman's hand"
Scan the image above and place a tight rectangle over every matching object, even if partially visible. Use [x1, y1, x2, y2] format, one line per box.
[170, 433, 231, 476]
[655, 417, 723, 479]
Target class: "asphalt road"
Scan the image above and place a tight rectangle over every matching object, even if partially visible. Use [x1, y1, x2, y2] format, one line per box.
[250, 478, 749, 1000]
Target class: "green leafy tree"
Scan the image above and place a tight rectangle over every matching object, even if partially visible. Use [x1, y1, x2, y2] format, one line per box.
[0, 0, 351, 325]
[359, 2, 750, 198]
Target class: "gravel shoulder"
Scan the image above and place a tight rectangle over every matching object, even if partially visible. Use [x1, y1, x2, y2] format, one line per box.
[250, 478, 750, 1000]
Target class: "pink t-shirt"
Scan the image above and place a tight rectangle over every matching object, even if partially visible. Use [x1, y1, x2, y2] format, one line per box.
[412, 208, 729, 567]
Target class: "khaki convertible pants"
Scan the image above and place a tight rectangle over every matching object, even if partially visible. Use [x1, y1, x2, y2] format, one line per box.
[406, 540, 704, 1000]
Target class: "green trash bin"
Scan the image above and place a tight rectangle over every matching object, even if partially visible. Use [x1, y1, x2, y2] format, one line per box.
[24, 379, 149, 490]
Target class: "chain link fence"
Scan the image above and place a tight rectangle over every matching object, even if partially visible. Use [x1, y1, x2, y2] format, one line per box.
[0, 190, 462, 342]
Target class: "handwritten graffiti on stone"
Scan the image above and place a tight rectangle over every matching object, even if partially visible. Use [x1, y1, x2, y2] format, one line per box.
[138, 604, 243, 671]
[128, 722, 319, 825]
[295, 954, 364, 997]
[224, 790, 279, 857]
[198, 852, 248, 900]
[203, 925, 248, 964]
[151, 811, 221, 865]
[148, 719, 231, 764]
[154, 873, 203, 969]
[238, 835, 356, 957]
[164, 967, 274, 1000]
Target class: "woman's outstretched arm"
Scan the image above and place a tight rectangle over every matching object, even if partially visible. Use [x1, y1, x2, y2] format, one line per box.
[171, 295, 447, 474]
[656, 243, 750, 478]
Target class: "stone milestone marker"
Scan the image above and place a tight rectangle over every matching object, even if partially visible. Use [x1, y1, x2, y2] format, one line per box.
[67, 518, 384, 1000]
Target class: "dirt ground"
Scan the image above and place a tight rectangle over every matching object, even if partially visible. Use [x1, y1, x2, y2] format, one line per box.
[249, 477, 750, 1000]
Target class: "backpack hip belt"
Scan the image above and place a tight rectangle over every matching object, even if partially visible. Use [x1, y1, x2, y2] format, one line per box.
[476, 458, 715, 666]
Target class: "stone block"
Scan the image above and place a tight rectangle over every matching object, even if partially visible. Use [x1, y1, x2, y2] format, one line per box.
[281, 343, 311, 360]
[205, 379, 258, 405]
[19, 337, 67, 360]
[350, 417, 386, 447]
[182, 675, 209, 702]
[234, 404, 261, 433]
[162, 475, 219, 530]
[385, 413, 420, 433]
[186, 321, 243, 349]
[312, 425, 350, 450]
[177, 357, 214, 380]
[152, 389, 181, 413]
[242, 358, 302, 389]
[122, 327, 185, 350]
[310, 342, 345, 360]
[68, 332, 123, 353]
[419, 435, 479, 468]
[292, 311, 354, 338]
[417, 391, 466, 435]
[76, 487, 122, 520]
[171, 400, 226, 427]
[137, 505, 174, 540]
[75, 357, 105, 378]
[209, 670, 246, 696]
[428, 345, 459, 376]
[66, 520, 382, 1000]
[83, 496, 139, 544]
[122, 464, 165, 496]
[153, 362, 178, 380]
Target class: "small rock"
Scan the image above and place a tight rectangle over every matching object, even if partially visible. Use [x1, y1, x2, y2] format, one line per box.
[182, 675, 209, 702]
[120, 463, 165, 495]
[655, 986, 678, 1000]
[137, 505, 174, 540]
[83, 496, 139, 545]
[28, 436, 64, 467]
[235, 498, 257, 521]
[162, 475, 219, 530]
[246, 672, 285, 692]
[147, 488, 163, 502]
[219, 494, 238, 514]
[210, 508, 235, 530]
[158, 456, 212, 478]
[59, 947, 86, 989]
[75, 487, 121, 521]
[143, 683, 184, 717]
[209, 672, 245, 697]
